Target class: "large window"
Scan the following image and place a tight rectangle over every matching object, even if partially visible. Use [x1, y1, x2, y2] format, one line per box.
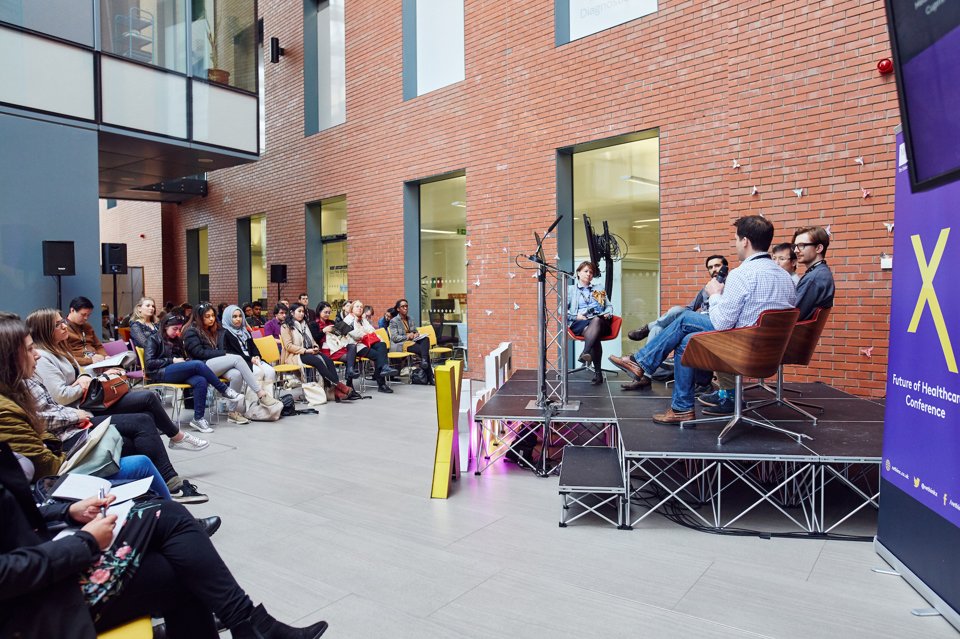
[100, 0, 188, 72]
[419, 175, 467, 351]
[1, 0, 94, 46]
[571, 134, 660, 357]
[249, 213, 267, 303]
[191, 0, 257, 91]
[557, 0, 657, 45]
[403, 0, 464, 99]
[320, 197, 348, 310]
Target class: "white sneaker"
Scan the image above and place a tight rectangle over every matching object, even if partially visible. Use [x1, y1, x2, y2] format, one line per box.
[227, 411, 251, 424]
[258, 393, 279, 407]
[169, 432, 209, 450]
[224, 388, 242, 401]
[188, 418, 215, 433]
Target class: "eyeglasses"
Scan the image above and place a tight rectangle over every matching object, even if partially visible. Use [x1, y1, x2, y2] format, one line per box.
[793, 243, 814, 251]
[398, 304, 408, 308]
[55, 319, 68, 327]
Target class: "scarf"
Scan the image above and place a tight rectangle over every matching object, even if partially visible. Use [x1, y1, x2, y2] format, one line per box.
[222, 305, 252, 345]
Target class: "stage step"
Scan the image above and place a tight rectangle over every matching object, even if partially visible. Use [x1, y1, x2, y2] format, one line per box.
[558, 446, 627, 529]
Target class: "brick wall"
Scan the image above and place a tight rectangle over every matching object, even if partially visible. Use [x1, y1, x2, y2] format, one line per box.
[127, 0, 899, 396]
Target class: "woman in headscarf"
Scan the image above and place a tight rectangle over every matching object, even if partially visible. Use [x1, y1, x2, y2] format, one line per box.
[220, 304, 276, 392]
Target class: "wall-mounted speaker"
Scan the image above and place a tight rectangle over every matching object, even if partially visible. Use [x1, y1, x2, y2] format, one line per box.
[270, 264, 288, 283]
[101, 243, 128, 275]
[42, 241, 76, 276]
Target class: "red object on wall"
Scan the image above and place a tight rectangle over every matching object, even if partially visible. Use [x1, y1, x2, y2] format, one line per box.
[877, 58, 894, 75]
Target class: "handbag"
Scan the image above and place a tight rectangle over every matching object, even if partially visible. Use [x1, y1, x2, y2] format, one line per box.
[79, 373, 129, 411]
[359, 332, 380, 347]
[58, 420, 124, 477]
[302, 381, 328, 406]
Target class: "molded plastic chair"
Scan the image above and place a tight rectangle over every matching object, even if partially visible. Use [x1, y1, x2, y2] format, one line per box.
[102, 339, 129, 357]
[253, 336, 304, 393]
[134, 347, 191, 423]
[116, 327, 132, 343]
[418, 325, 452, 364]
[566, 315, 623, 376]
[98, 616, 153, 639]
[748, 307, 832, 424]
[377, 327, 413, 384]
[679, 308, 802, 444]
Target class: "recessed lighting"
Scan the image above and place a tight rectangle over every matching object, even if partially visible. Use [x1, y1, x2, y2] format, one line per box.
[633, 218, 660, 223]
[198, 158, 214, 164]
[451, 201, 466, 208]
[421, 229, 457, 235]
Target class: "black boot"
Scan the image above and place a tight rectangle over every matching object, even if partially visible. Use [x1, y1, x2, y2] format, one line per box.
[230, 604, 328, 639]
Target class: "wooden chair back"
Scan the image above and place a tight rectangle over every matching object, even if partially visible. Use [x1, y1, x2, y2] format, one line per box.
[681, 308, 800, 379]
[781, 307, 831, 366]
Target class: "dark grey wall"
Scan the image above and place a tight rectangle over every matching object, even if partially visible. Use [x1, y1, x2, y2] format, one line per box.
[0, 110, 101, 319]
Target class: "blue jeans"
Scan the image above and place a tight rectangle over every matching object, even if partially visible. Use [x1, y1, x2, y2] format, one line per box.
[109, 454, 172, 499]
[635, 310, 715, 412]
[647, 305, 687, 341]
[156, 361, 229, 420]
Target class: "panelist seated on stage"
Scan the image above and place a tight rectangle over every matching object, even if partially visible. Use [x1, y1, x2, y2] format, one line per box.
[772, 242, 800, 284]
[608, 215, 797, 424]
[626, 254, 728, 344]
[566, 261, 614, 385]
[792, 225, 835, 321]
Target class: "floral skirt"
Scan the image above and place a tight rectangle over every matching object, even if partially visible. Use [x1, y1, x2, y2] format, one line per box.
[80, 499, 163, 614]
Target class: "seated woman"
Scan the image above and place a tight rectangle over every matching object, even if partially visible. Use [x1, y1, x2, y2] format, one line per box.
[144, 315, 242, 434]
[316, 301, 360, 382]
[344, 300, 396, 394]
[26, 309, 209, 452]
[220, 304, 277, 393]
[566, 261, 613, 385]
[181, 304, 278, 424]
[0, 316, 170, 498]
[0, 443, 328, 639]
[280, 303, 344, 392]
[388, 298, 433, 384]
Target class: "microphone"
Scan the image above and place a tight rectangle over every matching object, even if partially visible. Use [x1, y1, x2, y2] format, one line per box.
[716, 265, 729, 284]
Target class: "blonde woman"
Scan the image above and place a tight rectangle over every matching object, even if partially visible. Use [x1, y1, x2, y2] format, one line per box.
[129, 296, 159, 349]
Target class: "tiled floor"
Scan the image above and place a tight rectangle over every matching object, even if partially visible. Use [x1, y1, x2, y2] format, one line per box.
[166, 382, 957, 638]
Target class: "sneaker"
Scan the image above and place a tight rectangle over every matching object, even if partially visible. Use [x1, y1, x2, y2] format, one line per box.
[188, 418, 215, 433]
[258, 393, 279, 407]
[702, 397, 736, 416]
[223, 388, 242, 401]
[170, 480, 209, 504]
[696, 390, 727, 407]
[379, 364, 398, 377]
[168, 432, 209, 451]
[227, 411, 251, 424]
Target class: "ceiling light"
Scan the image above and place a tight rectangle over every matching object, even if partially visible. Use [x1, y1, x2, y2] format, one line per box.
[198, 158, 214, 164]
[620, 175, 659, 186]
[451, 201, 466, 208]
[632, 225, 649, 229]
[421, 229, 457, 235]
[633, 218, 660, 223]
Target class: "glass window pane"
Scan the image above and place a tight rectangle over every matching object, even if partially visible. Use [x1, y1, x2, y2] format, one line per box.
[420, 175, 467, 350]
[565, 0, 657, 42]
[1, 0, 94, 46]
[100, 0, 187, 72]
[573, 136, 660, 358]
[191, 0, 256, 92]
[316, 0, 346, 131]
[406, 0, 464, 97]
[321, 197, 348, 306]
[250, 213, 267, 303]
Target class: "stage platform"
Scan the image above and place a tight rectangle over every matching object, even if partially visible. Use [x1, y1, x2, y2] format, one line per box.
[474, 370, 884, 535]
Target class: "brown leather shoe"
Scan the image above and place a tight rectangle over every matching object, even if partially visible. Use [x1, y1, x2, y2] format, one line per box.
[627, 326, 650, 342]
[607, 354, 647, 382]
[652, 407, 696, 425]
[620, 378, 651, 391]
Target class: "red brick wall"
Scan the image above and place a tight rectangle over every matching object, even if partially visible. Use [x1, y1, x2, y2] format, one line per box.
[152, 0, 898, 395]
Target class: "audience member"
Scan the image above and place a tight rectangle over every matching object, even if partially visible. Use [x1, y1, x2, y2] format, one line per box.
[248, 301, 265, 328]
[299, 293, 316, 323]
[281, 303, 343, 390]
[63, 296, 107, 366]
[144, 315, 242, 434]
[388, 298, 434, 385]
[566, 262, 614, 385]
[129, 296, 160, 349]
[772, 242, 800, 284]
[220, 304, 277, 395]
[263, 303, 287, 342]
[379, 307, 397, 330]
[609, 216, 796, 424]
[317, 301, 360, 382]
[345, 300, 397, 393]
[181, 303, 193, 321]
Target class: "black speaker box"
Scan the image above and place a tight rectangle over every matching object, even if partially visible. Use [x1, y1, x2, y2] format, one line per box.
[101, 243, 128, 275]
[42, 241, 76, 276]
[270, 264, 288, 283]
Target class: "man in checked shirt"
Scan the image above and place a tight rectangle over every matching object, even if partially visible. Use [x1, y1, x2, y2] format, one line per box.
[609, 215, 797, 424]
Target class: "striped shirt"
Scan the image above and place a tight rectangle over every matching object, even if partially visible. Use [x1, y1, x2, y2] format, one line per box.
[708, 252, 797, 330]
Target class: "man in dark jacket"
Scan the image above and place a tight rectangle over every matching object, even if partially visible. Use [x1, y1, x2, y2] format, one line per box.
[792, 225, 835, 321]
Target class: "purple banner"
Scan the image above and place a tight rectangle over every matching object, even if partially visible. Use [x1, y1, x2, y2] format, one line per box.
[882, 131, 960, 528]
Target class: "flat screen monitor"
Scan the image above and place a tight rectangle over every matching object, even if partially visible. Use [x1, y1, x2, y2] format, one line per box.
[886, 0, 960, 190]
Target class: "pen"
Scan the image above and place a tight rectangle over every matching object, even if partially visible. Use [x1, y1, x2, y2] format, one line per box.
[98, 487, 107, 517]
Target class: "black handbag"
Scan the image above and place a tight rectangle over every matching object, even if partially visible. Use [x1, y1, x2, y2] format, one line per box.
[78, 374, 130, 411]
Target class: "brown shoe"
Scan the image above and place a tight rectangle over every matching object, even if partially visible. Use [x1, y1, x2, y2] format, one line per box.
[627, 326, 650, 342]
[620, 379, 651, 391]
[652, 407, 696, 425]
[607, 355, 647, 382]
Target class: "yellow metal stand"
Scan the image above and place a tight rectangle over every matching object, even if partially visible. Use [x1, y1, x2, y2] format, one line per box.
[431, 360, 462, 498]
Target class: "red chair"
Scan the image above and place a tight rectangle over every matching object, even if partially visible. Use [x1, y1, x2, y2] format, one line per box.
[567, 315, 622, 377]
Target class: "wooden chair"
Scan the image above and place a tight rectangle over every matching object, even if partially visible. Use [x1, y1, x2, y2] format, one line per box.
[134, 347, 191, 423]
[748, 307, 832, 424]
[679, 308, 804, 444]
[253, 336, 304, 395]
[566, 315, 623, 376]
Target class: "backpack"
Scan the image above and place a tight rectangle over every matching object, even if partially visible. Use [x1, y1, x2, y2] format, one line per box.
[279, 394, 297, 417]
[410, 366, 430, 385]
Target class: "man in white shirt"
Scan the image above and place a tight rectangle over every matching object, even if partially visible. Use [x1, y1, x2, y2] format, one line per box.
[609, 215, 797, 424]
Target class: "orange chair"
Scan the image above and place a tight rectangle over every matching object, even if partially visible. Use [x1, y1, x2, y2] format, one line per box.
[679, 308, 802, 444]
[567, 315, 622, 376]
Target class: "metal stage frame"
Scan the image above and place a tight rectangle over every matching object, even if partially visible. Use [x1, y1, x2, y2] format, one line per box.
[474, 371, 885, 535]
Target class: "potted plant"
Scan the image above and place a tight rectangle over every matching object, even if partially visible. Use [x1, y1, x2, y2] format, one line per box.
[206, 3, 230, 84]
